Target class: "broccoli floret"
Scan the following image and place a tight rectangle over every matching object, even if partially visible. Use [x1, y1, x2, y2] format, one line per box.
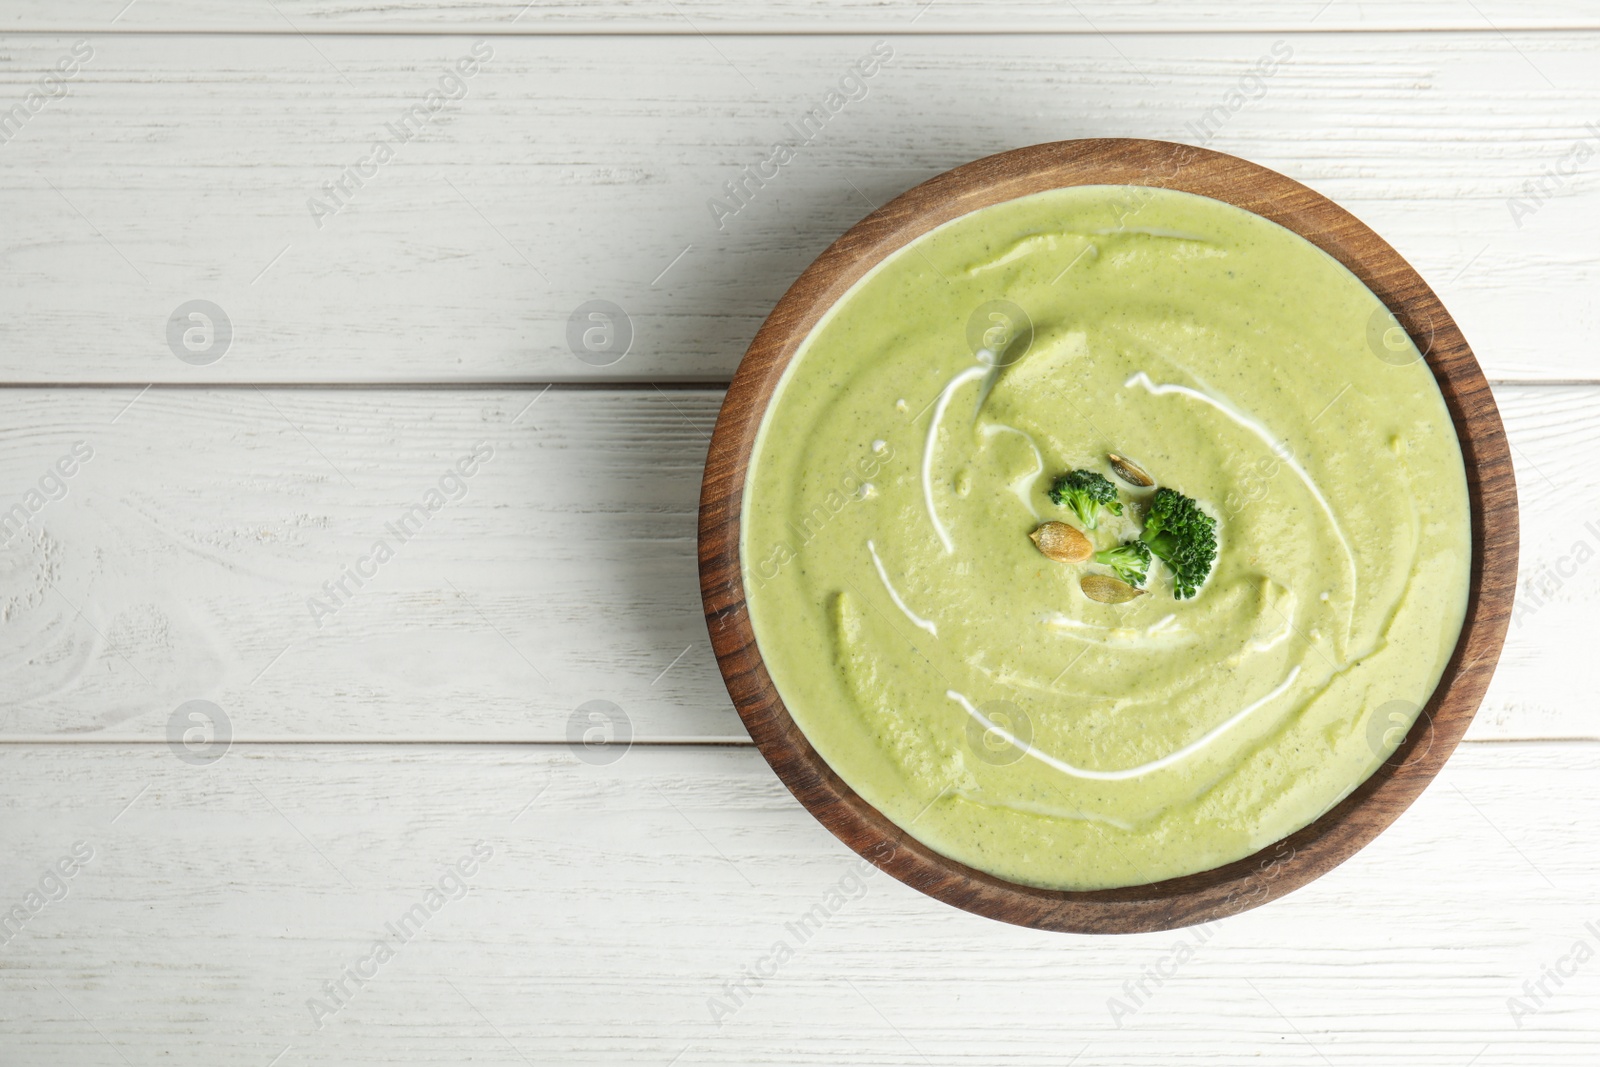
[1093, 540, 1151, 586]
[1140, 487, 1218, 600]
[1048, 469, 1123, 530]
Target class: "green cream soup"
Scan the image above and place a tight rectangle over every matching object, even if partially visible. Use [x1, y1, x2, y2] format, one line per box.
[742, 185, 1470, 891]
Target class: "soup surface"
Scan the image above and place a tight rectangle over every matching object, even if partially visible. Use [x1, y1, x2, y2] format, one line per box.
[742, 185, 1470, 890]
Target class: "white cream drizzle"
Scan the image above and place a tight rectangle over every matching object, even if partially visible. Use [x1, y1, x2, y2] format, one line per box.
[1246, 588, 1299, 654]
[978, 422, 1045, 519]
[867, 539, 938, 636]
[921, 364, 988, 554]
[1042, 611, 1193, 649]
[1123, 371, 1359, 613]
[1246, 623, 1293, 654]
[948, 665, 1301, 782]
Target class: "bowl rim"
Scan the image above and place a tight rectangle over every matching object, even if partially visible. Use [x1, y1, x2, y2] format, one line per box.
[697, 138, 1518, 934]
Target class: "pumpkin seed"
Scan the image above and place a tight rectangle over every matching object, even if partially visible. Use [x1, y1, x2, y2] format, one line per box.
[1107, 452, 1155, 488]
[1080, 574, 1146, 604]
[1029, 521, 1092, 564]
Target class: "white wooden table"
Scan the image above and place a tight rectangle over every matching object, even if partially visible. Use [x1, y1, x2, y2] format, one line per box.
[2, 3, 1596, 1063]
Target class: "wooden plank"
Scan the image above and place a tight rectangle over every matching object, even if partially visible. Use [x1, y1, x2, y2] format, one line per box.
[0, 383, 1588, 742]
[5, 1, 1600, 33]
[0, 32, 1597, 383]
[0, 741, 1594, 1064]
[0, 386, 722, 741]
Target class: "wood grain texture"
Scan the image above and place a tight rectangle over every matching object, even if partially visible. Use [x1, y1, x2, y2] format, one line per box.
[1, 32, 1598, 383]
[6, 0, 1600, 32]
[0, 741, 1594, 1066]
[0, 387, 721, 741]
[700, 139, 1517, 932]
[3, 382, 1591, 743]
[0, 11, 1592, 1060]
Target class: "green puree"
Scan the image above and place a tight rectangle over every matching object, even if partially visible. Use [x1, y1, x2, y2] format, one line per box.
[742, 185, 1470, 891]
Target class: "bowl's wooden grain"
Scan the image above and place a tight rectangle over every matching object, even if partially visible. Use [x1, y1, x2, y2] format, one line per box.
[697, 139, 1517, 934]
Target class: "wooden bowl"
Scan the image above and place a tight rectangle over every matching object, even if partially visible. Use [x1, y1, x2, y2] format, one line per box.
[697, 139, 1517, 934]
